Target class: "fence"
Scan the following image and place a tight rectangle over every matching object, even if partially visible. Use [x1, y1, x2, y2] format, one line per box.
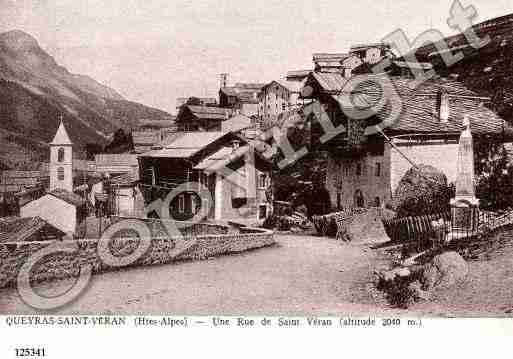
[312, 206, 513, 244]
[381, 209, 513, 244]
[382, 211, 451, 244]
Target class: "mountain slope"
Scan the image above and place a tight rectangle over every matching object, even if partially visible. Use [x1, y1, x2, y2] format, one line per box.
[0, 30, 172, 168]
[413, 13, 513, 123]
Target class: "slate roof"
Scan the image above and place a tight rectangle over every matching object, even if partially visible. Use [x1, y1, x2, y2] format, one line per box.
[193, 146, 234, 170]
[221, 114, 253, 133]
[47, 189, 86, 207]
[0, 216, 64, 243]
[305, 72, 348, 93]
[330, 74, 508, 137]
[141, 132, 231, 159]
[138, 119, 176, 128]
[95, 154, 139, 167]
[185, 105, 231, 121]
[286, 70, 312, 80]
[0, 170, 46, 194]
[313, 53, 349, 62]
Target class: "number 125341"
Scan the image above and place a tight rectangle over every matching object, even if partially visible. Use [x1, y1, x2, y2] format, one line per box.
[14, 348, 46, 357]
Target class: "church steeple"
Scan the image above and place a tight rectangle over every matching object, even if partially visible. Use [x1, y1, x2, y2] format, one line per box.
[49, 119, 73, 192]
[50, 118, 73, 146]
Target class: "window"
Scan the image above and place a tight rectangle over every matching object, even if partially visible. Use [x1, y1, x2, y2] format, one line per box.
[356, 163, 362, 176]
[344, 165, 350, 177]
[58, 147, 65, 162]
[178, 194, 185, 213]
[374, 197, 381, 207]
[282, 103, 286, 111]
[258, 174, 267, 189]
[375, 162, 381, 177]
[200, 172, 208, 187]
[259, 204, 267, 219]
[57, 167, 65, 181]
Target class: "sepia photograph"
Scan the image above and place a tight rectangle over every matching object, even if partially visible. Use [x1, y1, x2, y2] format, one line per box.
[1, 0, 513, 335]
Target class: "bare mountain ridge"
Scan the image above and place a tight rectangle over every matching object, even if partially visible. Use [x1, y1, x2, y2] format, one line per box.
[0, 30, 172, 169]
[0, 30, 124, 102]
[413, 13, 513, 124]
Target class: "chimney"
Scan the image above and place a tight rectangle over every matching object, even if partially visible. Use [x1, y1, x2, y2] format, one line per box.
[231, 140, 241, 151]
[438, 91, 450, 122]
[220, 73, 228, 88]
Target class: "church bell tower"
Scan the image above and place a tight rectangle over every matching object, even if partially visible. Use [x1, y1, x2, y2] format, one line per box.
[49, 119, 73, 192]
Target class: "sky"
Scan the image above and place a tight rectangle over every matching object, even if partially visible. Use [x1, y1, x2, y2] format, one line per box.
[1, 0, 512, 114]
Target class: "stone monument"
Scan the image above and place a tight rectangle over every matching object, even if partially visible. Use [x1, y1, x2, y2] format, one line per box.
[450, 116, 479, 231]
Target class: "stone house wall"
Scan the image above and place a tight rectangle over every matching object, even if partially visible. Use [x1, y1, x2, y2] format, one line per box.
[325, 144, 391, 209]
[325, 138, 460, 209]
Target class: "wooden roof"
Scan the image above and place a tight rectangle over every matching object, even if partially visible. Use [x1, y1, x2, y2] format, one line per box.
[330, 74, 508, 137]
[0, 216, 64, 243]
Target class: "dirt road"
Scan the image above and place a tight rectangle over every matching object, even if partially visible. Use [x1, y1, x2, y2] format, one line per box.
[0, 235, 391, 315]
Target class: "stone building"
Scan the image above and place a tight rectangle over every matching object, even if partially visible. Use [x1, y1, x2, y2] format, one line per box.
[138, 131, 272, 225]
[257, 80, 305, 130]
[49, 121, 73, 192]
[219, 83, 265, 117]
[19, 121, 87, 236]
[175, 105, 232, 132]
[302, 73, 510, 210]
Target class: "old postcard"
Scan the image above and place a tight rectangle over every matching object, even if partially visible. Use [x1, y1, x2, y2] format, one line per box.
[1, 0, 513, 357]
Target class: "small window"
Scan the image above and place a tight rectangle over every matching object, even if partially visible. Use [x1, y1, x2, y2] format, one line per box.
[178, 194, 185, 213]
[258, 174, 267, 189]
[375, 197, 381, 207]
[57, 167, 65, 181]
[375, 162, 381, 177]
[356, 163, 362, 176]
[58, 147, 65, 162]
[199, 173, 208, 187]
[344, 165, 350, 177]
[259, 204, 267, 219]
[282, 103, 286, 111]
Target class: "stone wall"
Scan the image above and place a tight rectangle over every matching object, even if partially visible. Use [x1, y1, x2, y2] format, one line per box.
[0, 227, 274, 289]
[110, 216, 229, 237]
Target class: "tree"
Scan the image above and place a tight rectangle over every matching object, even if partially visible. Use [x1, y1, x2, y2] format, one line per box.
[475, 142, 513, 210]
[103, 129, 134, 154]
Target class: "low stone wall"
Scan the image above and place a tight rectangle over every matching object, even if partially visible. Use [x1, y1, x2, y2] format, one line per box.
[0, 227, 275, 289]
[110, 216, 229, 237]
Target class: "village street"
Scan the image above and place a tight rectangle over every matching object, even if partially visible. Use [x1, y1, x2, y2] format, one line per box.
[2, 232, 513, 316]
[0, 235, 393, 315]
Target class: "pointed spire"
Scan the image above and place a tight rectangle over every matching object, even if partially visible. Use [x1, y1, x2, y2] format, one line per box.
[50, 118, 72, 145]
